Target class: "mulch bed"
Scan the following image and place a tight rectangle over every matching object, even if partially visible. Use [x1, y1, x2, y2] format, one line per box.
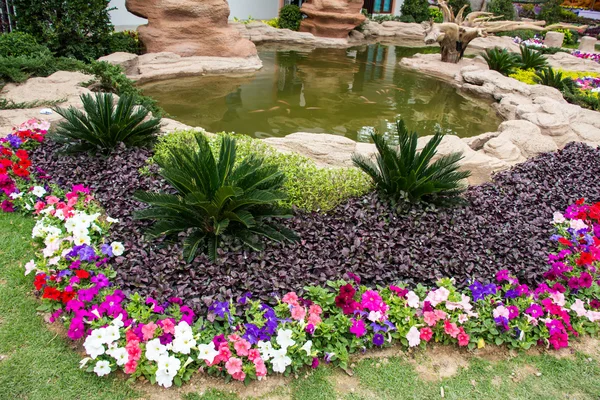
[30, 141, 600, 313]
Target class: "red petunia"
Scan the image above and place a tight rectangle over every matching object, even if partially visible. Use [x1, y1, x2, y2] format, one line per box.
[18, 159, 31, 169]
[558, 238, 572, 246]
[62, 290, 76, 304]
[12, 166, 29, 177]
[0, 159, 11, 168]
[42, 287, 62, 301]
[0, 148, 11, 156]
[15, 149, 28, 159]
[75, 270, 90, 279]
[33, 273, 47, 291]
[577, 252, 594, 266]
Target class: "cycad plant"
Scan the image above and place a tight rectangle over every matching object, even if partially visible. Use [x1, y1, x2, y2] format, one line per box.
[517, 45, 548, 70]
[483, 47, 518, 76]
[534, 67, 572, 90]
[352, 120, 470, 206]
[134, 132, 298, 262]
[52, 92, 160, 154]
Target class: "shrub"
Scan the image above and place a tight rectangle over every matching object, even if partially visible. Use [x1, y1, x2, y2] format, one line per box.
[0, 53, 85, 84]
[429, 7, 444, 23]
[516, 45, 548, 70]
[51, 92, 161, 154]
[516, 3, 537, 19]
[447, 0, 471, 16]
[135, 132, 298, 261]
[0, 32, 51, 57]
[487, 0, 515, 20]
[108, 31, 143, 55]
[278, 5, 302, 31]
[556, 29, 578, 46]
[534, 67, 572, 90]
[483, 47, 518, 76]
[151, 131, 372, 212]
[536, 46, 570, 55]
[495, 30, 539, 41]
[538, 0, 562, 25]
[400, 0, 430, 23]
[352, 120, 470, 207]
[511, 68, 599, 85]
[562, 88, 600, 111]
[12, 0, 113, 60]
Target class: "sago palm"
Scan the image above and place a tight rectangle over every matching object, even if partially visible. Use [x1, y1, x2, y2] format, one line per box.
[483, 47, 518, 76]
[517, 45, 548, 70]
[134, 132, 298, 262]
[352, 120, 470, 206]
[52, 92, 160, 154]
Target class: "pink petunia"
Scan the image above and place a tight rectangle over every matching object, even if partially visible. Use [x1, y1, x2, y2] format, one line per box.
[247, 348, 261, 361]
[141, 321, 157, 341]
[225, 357, 243, 375]
[159, 319, 175, 335]
[307, 313, 322, 326]
[254, 358, 267, 377]
[309, 304, 323, 315]
[291, 305, 307, 321]
[444, 320, 460, 338]
[282, 292, 299, 306]
[234, 339, 251, 357]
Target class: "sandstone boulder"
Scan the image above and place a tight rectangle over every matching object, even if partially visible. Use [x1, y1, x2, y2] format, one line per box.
[579, 36, 597, 53]
[544, 31, 564, 48]
[300, 0, 366, 39]
[467, 36, 521, 54]
[240, 21, 351, 47]
[1, 71, 92, 105]
[98, 52, 140, 76]
[546, 52, 600, 74]
[125, 0, 257, 58]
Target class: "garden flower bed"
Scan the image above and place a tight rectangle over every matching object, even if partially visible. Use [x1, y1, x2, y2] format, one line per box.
[3, 121, 600, 388]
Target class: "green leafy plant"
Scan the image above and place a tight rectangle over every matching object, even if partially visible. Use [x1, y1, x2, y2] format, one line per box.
[447, 0, 472, 16]
[278, 5, 302, 31]
[487, 0, 515, 20]
[534, 67, 573, 90]
[351, 120, 470, 206]
[538, 0, 562, 25]
[0, 53, 85, 84]
[263, 18, 280, 28]
[516, 45, 548, 70]
[429, 7, 444, 23]
[0, 32, 51, 57]
[108, 31, 143, 55]
[135, 132, 298, 261]
[51, 92, 161, 154]
[482, 47, 518, 76]
[536, 46, 570, 55]
[400, 0, 430, 23]
[13, 0, 114, 60]
[495, 30, 539, 41]
[562, 87, 600, 111]
[151, 131, 372, 212]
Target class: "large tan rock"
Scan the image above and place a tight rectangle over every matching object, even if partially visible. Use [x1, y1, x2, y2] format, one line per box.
[239, 21, 351, 47]
[493, 120, 558, 159]
[1, 71, 92, 104]
[546, 52, 600, 74]
[579, 36, 598, 53]
[467, 36, 521, 55]
[300, 0, 366, 39]
[462, 69, 531, 100]
[125, 0, 257, 58]
[132, 52, 262, 83]
[264, 132, 359, 167]
[98, 52, 140, 76]
[544, 31, 564, 48]
[399, 53, 487, 85]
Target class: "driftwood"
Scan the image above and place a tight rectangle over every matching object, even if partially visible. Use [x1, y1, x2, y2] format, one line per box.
[423, 0, 587, 63]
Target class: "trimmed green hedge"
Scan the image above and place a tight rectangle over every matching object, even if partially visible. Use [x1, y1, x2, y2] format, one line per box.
[151, 131, 373, 212]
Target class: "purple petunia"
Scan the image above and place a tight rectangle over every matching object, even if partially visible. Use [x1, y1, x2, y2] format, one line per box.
[373, 333, 384, 346]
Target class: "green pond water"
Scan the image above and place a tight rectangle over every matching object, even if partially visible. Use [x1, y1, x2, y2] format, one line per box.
[140, 44, 502, 141]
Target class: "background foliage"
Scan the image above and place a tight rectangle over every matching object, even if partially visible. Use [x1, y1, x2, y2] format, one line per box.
[278, 5, 303, 31]
[13, 0, 114, 60]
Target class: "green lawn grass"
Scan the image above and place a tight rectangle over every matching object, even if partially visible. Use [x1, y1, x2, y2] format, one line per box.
[1, 212, 600, 400]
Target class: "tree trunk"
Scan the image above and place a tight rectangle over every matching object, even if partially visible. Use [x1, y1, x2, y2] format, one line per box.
[439, 41, 464, 63]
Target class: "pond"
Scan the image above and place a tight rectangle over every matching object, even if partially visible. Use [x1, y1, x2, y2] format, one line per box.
[140, 44, 502, 141]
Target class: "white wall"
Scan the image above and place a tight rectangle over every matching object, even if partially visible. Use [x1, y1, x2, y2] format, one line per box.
[109, 0, 146, 28]
[229, 0, 279, 20]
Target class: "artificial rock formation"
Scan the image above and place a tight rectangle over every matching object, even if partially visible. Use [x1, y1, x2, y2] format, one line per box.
[125, 0, 257, 58]
[300, 0, 366, 39]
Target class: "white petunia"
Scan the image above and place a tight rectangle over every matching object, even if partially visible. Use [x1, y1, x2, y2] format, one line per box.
[276, 329, 295, 351]
[83, 337, 105, 359]
[156, 368, 174, 388]
[270, 348, 292, 373]
[145, 338, 167, 362]
[367, 311, 382, 322]
[93, 360, 111, 377]
[258, 340, 274, 360]
[197, 343, 219, 364]
[300, 340, 313, 356]
[24, 259, 36, 276]
[406, 291, 420, 308]
[31, 186, 46, 198]
[406, 326, 421, 348]
[104, 325, 120, 343]
[570, 219, 588, 232]
[110, 241, 125, 256]
[106, 216, 119, 224]
[553, 211, 566, 224]
[172, 335, 196, 355]
[9, 192, 23, 199]
[110, 347, 129, 366]
[112, 313, 124, 328]
[73, 234, 91, 246]
[89, 328, 108, 345]
[79, 357, 91, 369]
[157, 354, 181, 376]
[174, 321, 193, 337]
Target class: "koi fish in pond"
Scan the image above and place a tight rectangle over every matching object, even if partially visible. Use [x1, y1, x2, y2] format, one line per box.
[277, 100, 290, 106]
[306, 107, 322, 110]
[248, 109, 265, 113]
[268, 106, 280, 111]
